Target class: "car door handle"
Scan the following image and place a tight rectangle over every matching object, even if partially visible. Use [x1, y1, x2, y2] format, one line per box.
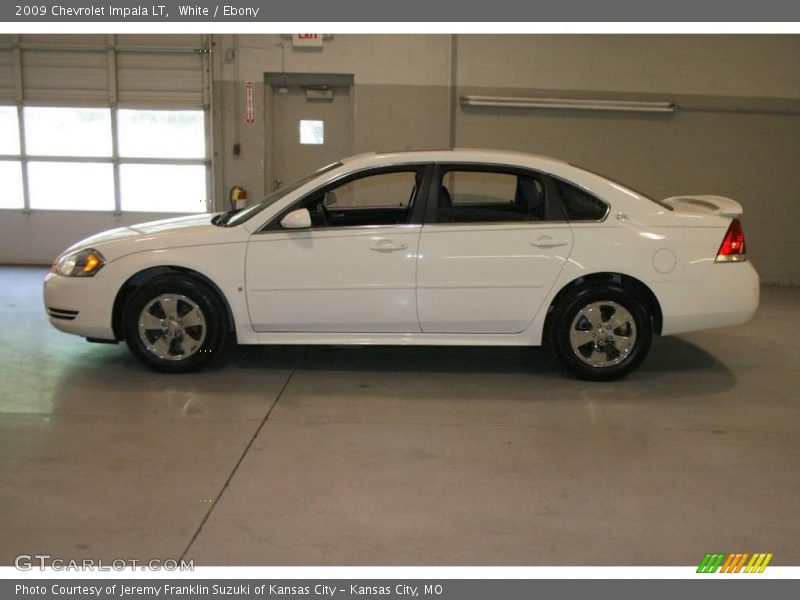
[369, 239, 408, 252]
[531, 236, 569, 248]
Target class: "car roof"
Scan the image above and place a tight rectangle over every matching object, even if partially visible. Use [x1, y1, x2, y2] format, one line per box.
[340, 149, 569, 172]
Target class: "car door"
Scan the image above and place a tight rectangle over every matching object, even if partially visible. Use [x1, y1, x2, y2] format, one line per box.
[416, 165, 574, 334]
[245, 165, 429, 333]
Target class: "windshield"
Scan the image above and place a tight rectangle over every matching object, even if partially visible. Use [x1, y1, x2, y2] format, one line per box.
[220, 162, 343, 227]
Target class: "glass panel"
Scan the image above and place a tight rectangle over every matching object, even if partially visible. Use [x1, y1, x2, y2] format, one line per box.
[329, 172, 417, 208]
[446, 171, 517, 205]
[120, 164, 207, 213]
[28, 162, 114, 211]
[117, 109, 205, 159]
[439, 170, 546, 223]
[555, 179, 608, 221]
[299, 120, 324, 145]
[24, 107, 112, 157]
[0, 161, 24, 209]
[0, 106, 20, 155]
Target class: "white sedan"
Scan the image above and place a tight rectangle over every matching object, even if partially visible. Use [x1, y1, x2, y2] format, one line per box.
[44, 150, 759, 380]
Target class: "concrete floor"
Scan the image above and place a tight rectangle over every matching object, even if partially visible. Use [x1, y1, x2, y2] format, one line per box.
[1, 265, 798, 566]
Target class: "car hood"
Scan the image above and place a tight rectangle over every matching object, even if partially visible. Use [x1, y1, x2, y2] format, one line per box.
[61, 213, 243, 262]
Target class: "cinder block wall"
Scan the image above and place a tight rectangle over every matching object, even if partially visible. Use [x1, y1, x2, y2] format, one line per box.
[211, 34, 451, 207]
[213, 34, 800, 285]
[452, 35, 800, 285]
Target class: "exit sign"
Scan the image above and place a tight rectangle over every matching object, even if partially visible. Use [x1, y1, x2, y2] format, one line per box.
[293, 34, 323, 47]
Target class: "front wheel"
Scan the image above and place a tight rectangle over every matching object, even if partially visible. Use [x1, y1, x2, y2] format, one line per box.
[122, 275, 229, 372]
[549, 284, 653, 381]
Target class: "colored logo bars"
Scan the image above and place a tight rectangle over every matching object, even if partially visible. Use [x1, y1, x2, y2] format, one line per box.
[697, 553, 774, 573]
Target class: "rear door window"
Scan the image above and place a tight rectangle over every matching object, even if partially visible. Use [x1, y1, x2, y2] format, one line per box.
[434, 167, 548, 223]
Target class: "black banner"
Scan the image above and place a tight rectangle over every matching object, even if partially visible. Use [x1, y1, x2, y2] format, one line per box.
[5, 580, 800, 600]
[3, 0, 800, 22]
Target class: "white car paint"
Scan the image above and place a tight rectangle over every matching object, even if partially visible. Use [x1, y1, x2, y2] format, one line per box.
[44, 149, 759, 358]
[416, 222, 574, 334]
[245, 224, 422, 333]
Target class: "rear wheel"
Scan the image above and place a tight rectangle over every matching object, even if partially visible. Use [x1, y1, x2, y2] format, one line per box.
[550, 284, 653, 381]
[122, 275, 228, 372]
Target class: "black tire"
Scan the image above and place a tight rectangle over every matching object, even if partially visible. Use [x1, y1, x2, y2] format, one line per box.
[122, 275, 229, 373]
[549, 284, 653, 381]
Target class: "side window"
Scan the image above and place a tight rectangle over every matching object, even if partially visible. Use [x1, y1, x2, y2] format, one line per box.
[554, 179, 608, 221]
[327, 171, 417, 209]
[436, 169, 546, 223]
[300, 169, 421, 228]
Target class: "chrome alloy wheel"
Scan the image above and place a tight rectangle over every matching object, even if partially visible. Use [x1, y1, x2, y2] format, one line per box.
[569, 300, 637, 368]
[137, 294, 207, 361]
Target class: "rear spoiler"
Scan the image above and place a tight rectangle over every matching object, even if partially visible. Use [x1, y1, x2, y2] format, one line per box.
[661, 195, 743, 218]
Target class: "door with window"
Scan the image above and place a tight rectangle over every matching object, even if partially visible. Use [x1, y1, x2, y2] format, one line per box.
[417, 165, 575, 334]
[246, 166, 428, 333]
[270, 84, 352, 192]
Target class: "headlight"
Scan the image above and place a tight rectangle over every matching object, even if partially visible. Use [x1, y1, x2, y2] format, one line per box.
[54, 248, 106, 277]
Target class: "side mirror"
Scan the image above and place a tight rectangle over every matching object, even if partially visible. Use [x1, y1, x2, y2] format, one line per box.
[323, 191, 338, 208]
[280, 208, 312, 229]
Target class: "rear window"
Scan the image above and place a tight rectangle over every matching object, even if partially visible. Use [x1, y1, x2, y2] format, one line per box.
[553, 179, 608, 221]
[569, 163, 673, 211]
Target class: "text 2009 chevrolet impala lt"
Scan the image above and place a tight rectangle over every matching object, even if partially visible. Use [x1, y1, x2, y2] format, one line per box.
[44, 150, 759, 380]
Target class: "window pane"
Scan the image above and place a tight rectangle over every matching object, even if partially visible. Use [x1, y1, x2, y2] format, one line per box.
[438, 170, 546, 223]
[0, 106, 20, 155]
[330, 171, 417, 208]
[28, 162, 114, 211]
[299, 120, 324, 145]
[118, 110, 205, 159]
[446, 171, 517, 205]
[0, 161, 24, 209]
[301, 170, 419, 228]
[24, 107, 112, 157]
[120, 164, 207, 213]
[555, 180, 608, 221]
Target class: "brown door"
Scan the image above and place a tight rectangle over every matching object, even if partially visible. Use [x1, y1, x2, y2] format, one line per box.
[270, 84, 352, 192]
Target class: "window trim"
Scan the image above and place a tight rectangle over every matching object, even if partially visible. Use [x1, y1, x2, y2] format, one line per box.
[258, 163, 433, 233]
[425, 162, 569, 226]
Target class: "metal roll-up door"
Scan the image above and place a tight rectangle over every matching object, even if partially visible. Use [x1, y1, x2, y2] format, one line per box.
[0, 35, 14, 103]
[0, 34, 208, 108]
[116, 34, 206, 109]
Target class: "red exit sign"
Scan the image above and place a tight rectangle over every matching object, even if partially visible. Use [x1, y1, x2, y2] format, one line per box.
[293, 34, 323, 47]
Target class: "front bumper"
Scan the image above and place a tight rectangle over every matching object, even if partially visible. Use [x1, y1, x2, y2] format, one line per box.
[43, 271, 117, 340]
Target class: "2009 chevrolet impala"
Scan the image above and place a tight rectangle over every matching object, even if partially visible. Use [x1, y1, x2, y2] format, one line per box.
[44, 150, 759, 379]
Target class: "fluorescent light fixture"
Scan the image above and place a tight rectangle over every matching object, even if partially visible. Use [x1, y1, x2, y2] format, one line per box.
[461, 95, 676, 113]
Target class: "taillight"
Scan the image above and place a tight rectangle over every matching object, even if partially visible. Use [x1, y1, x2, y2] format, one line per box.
[716, 218, 746, 262]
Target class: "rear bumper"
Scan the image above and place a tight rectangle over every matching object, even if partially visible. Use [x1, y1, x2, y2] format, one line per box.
[43, 272, 116, 340]
[655, 261, 760, 336]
